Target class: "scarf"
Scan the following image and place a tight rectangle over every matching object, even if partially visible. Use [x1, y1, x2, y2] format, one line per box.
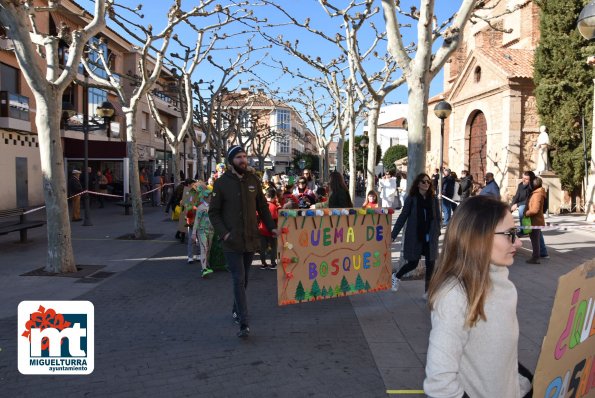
[416, 193, 433, 242]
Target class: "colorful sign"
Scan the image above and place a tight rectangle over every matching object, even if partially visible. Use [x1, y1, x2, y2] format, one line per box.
[534, 260, 595, 397]
[276, 208, 393, 306]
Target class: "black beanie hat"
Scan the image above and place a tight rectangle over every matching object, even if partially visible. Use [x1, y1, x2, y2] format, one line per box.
[227, 145, 246, 164]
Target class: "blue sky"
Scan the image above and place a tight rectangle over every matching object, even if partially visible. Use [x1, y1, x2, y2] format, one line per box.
[83, 0, 461, 118]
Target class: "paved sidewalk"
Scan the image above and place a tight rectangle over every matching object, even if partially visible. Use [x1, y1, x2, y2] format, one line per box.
[0, 199, 594, 397]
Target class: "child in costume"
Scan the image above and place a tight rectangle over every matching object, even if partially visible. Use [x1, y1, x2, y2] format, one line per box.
[191, 182, 214, 278]
[258, 188, 279, 270]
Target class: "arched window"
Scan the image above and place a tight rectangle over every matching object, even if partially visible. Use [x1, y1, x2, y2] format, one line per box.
[474, 66, 481, 83]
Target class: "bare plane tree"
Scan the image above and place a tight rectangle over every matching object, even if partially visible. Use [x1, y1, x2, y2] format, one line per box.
[0, 0, 108, 273]
[82, 0, 240, 239]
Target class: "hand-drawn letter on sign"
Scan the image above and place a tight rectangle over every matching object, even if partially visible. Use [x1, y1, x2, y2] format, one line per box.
[276, 208, 393, 306]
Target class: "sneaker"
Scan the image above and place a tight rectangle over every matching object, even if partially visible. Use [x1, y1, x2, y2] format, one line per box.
[260, 264, 268, 270]
[232, 311, 240, 325]
[540, 255, 550, 259]
[269, 264, 277, 270]
[187, 257, 194, 264]
[237, 325, 250, 338]
[193, 255, 200, 261]
[201, 268, 213, 278]
[391, 273, 400, 292]
[526, 257, 541, 264]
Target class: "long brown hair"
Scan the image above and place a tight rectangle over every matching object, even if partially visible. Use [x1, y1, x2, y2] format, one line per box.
[408, 173, 435, 198]
[428, 196, 509, 327]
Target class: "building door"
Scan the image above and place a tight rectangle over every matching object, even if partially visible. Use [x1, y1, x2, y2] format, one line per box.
[15, 157, 28, 208]
[468, 111, 487, 183]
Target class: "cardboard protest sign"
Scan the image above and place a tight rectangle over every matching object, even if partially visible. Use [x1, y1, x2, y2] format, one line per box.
[533, 259, 595, 397]
[276, 208, 393, 306]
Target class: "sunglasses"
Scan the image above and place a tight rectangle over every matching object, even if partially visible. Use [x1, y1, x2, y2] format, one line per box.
[494, 228, 520, 244]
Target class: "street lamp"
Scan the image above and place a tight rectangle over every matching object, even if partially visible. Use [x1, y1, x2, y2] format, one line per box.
[578, 1, 595, 221]
[360, 135, 369, 176]
[298, 158, 306, 171]
[434, 100, 452, 213]
[62, 95, 115, 227]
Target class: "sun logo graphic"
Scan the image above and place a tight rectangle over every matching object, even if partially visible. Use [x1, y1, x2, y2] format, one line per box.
[18, 301, 94, 375]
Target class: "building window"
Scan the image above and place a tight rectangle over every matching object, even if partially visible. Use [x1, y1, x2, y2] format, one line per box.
[0, 63, 19, 94]
[88, 88, 107, 119]
[141, 111, 149, 130]
[474, 66, 481, 83]
[276, 109, 290, 131]
[278, 134, 290, 154]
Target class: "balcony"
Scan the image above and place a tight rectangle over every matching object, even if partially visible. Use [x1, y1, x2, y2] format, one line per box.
[151, 89, 180, 114]
[0, 91, 31, 132]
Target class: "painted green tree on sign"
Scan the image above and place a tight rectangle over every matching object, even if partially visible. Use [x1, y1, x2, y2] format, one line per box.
[340, 276, 350, 296]
[295, 281, 305, 302]
[327, 286, 334, 298]
[364, 280, 371, 291]
[321, 286, 328, 298]
[334, 285, 341, 296]
[310, 280, 321, 300]
[355, 274, 365, 291]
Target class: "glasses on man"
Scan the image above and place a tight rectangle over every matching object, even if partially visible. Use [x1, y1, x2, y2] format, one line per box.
[420, 180, 431, 185]
[494, 228, 520, 244]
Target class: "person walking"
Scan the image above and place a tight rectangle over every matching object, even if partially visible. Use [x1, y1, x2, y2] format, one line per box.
[208, 146, 277, 338]
[378, 170, 397, 208]
[480, 172, 501, 200]
[182, 179, 202, 263]
[328, 170, 353, 208]
[524, 177, 547, 264]
[441, 168, 455, 226]
[390, 173, 441, 296]
[424, 196, 532, 397]
[510, 171, 533, 231]
[258, 188, 279, 270]
[68, 170, 83, 221]
[191, 182, 215, 278]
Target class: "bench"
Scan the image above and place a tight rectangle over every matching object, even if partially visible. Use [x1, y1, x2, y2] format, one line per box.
[0, 208, 45, 243]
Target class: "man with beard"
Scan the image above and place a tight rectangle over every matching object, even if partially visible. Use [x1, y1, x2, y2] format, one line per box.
[208, 146, 277, 338]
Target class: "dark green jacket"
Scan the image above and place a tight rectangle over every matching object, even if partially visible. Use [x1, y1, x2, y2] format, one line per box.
[208, 170, 275, 252]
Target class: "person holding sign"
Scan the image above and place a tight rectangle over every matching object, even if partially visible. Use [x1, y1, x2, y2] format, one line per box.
[424, 196, 532, 397]
[390, 173, 441, 295]
[209, 146, 277, 338]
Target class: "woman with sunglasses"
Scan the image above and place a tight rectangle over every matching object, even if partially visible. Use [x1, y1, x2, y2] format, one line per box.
[424, 196, 532, 397]
[390, 173, 441, 295]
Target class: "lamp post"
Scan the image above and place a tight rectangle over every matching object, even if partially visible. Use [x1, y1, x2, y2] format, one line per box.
[360, 135, 369, 179]
[298, 158, 306, 172]
[63, 91, 114, 227]
[434, 100, 452, 213]
[578, 1, 595, 221]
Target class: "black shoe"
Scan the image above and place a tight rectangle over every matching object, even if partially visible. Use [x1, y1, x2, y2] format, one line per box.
[260, 264, 268, 270]
[269, 264, 277, 270]
[526, 257, 541, 264]
[232, 311, 240, 325]
[237, 325, 250, 338]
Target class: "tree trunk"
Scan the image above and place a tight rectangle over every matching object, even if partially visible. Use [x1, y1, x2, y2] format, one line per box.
[336, 138, 344, 174]
[348, 119, 357, 200]
[406, 75, 431, 188]
[171, 145, 180, 185]
[37, 93, 77, 273]
[124, 110, 146, 239]
[366, 104, 380, 194]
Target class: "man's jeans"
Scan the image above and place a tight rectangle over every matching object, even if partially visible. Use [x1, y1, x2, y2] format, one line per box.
[441, 200, 453, 226]
[518, 204, 548, 257]
[224, 251, 255, 327]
